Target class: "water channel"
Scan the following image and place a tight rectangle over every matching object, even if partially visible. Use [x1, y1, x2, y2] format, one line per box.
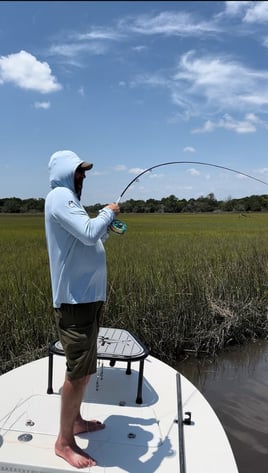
[176, 340, 268, 473]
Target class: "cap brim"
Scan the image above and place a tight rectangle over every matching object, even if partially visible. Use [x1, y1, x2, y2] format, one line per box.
[80, 161, 93, 170]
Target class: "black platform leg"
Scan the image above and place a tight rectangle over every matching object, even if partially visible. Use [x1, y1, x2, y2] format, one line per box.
[126, 361, 131, 375]
[47, 352, 54, 394]
[136, 360, 144, 404]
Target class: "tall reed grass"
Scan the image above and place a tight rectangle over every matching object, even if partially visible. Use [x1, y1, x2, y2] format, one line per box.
[1, 212, 268, 373]
[103, 213, 268, 364]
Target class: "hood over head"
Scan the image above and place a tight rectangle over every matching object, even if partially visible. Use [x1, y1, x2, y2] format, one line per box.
[48, 150, 93, 192]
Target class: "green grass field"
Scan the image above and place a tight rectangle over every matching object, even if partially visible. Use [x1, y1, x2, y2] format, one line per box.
[1, 212, 268, 373]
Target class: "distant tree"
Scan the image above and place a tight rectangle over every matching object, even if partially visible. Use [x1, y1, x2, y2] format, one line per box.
[145, 198, 160, 213]
[1, 193, 268, 214]
[161, 194, 180, 212]
[1, 198, 22, 213]
[86, 203, 103, 215]
[220, 198, 234, 212]
[23, 198, 45, 212]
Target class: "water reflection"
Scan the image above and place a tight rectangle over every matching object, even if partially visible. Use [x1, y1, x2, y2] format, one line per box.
[177, 340, 268, 473]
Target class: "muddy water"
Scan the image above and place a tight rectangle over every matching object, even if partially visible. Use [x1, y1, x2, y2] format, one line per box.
[176, 340, 268, 473]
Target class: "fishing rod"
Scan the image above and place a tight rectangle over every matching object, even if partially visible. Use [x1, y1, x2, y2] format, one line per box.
[116, 160, 268, 203]
[110, 160, 268, 234]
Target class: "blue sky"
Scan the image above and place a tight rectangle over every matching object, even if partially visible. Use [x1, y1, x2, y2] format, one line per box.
[1, 1, 268, 205]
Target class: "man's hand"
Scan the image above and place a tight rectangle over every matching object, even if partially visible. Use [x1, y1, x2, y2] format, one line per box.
[105, 203, 120, 216]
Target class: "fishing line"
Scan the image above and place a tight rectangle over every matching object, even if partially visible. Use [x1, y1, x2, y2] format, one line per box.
[110, 160, 268, 234]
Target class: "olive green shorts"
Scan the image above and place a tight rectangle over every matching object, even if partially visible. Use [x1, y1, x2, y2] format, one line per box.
[54, 301, 103, 380]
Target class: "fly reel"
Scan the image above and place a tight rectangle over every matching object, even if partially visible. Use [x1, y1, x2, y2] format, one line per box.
[110, 219, 127, 235]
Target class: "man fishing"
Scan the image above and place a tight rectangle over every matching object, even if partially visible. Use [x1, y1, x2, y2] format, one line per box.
[45, 149, 120, 468]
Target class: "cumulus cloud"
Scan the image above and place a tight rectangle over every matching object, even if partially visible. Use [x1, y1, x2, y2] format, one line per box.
[0, 50, 62, 93]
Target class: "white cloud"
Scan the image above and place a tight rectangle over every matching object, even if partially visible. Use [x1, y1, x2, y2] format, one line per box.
[119, 11, 220, 36]
[192, 120, 215, 133]
[258, 168, 268, 175]
[43, 10, 222, 73]
[49, 42, 108, 58]
[148, 172, 163, 180]
[0, 50, 61, 93]
[91, 170, 105, 176]
[172, 50, 268, 114]
[223, 1, 268, 24]
[132, 45, 147, 52]
[187, 168, 200, 176]
[262, 36, 268, 48]
[192, 113, 257, 134]
[243, 2, 268, 23]
[236, 173, 249, 180]
[183, 146, 196, 152]
[78, 86, 85, 96]
[47, 27, 122, 64]
[130, 73, 167, 88]
[129, 167, 146, 175]
[241, 93, 268, 105]
[131, 49, 268, 122]
[34, 101, 51, 109]
[223, 1, 252, 18]
[77, 28, 123, 41]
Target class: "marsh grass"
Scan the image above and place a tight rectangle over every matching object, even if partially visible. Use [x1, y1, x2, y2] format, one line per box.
[1, 212, 268, 372]
[0, 215, 55, 373]
[103, 213, 268, 364]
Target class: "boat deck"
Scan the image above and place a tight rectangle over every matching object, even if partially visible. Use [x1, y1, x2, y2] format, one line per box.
[0, 350, 239, 472]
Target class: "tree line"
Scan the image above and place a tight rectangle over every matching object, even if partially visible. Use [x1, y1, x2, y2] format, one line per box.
[1, 193, 268, 214]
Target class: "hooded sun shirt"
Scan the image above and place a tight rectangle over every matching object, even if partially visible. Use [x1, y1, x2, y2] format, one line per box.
[45, 150, 115, 308]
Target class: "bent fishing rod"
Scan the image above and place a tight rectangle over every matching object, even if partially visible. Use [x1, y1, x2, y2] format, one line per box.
[115, 160, 268, 204]
[110, 160, 268, 234]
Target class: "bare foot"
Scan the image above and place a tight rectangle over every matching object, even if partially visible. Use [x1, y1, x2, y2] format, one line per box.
[55, 439, 96, 468]
[74, 418, 105, 435]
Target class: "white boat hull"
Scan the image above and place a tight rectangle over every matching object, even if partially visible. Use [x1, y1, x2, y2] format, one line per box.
[0, 354, 239, 472]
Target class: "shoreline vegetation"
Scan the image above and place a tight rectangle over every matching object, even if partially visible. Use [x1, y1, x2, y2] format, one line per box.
[1, 212, 268, 375]
[1, 192, 268, 214]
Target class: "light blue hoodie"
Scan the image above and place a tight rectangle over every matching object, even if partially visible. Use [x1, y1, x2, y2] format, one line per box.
[45, 150, 115, 308]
